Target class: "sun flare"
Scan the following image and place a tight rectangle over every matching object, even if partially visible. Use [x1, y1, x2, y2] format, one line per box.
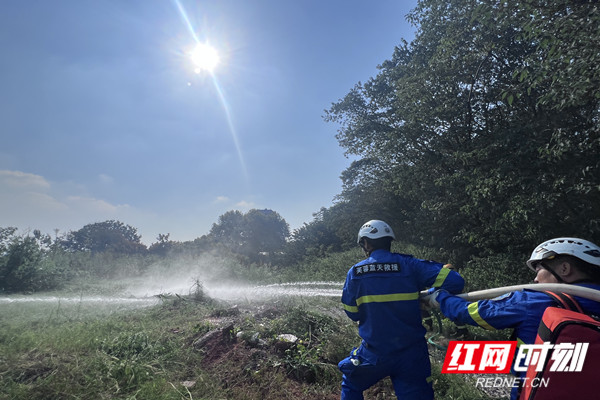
[190, 42, 220, 73]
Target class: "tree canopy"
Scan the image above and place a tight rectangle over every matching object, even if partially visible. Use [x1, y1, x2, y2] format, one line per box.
[61, 220, 146, 254]
[209, 209, 290, 262]
[323, 0, 599, 282]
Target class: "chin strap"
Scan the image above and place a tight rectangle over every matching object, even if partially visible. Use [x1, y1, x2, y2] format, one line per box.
[541, 263, 565, 283]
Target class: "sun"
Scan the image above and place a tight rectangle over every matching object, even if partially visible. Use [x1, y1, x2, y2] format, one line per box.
[190, 42, 220, 73]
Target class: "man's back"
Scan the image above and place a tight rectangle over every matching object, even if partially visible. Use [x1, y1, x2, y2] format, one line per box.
[342, 249, 464, 352]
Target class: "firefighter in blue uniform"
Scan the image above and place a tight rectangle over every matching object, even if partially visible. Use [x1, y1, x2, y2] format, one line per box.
[339, 220, 465, 400]
[427, 238, 600, 400]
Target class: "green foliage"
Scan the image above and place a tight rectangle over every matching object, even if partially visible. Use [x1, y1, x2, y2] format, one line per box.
[283, 210, 345, 262]
[209, 209, 290, 264]
[0, 292, 222, 400]
[276, 246, 363, 282]
[97, 331, 179, 392]
[253, 304, 358, 385]
[64, 250, 153, 280]
[147, 233, 174, 256]
[0, 267, 500, 400]
[0, 226, 19, 250]
[61, 220, 146, 254]
[0, 229, 71, 293]
[322, 0, 599, 273]
[1, 236, 43, 292]
[504, 0, 600, 110]
[430, 360, 493, 400]
[462, 253, 534, 291]
[100, 331, 163, 360]
[277, 240, 451, 284]
[283, 198, 412, 265]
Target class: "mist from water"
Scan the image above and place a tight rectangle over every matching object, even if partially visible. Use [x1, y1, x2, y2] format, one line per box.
[0, 253, 344, 306]
[0, 295, 159, 304]
[204, 281, 343, 301]
[114, 253, 344, 301]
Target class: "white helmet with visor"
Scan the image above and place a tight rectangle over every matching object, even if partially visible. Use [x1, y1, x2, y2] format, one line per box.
[357, 220, 395, 244]
[526, 237, 600, 271]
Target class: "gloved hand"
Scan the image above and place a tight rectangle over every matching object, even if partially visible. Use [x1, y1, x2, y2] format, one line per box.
[421, 288, 443, 309]
[428, 289, 441, 308]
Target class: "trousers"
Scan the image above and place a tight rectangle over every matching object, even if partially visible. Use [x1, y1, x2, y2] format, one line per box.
[338, 341, 433, 400]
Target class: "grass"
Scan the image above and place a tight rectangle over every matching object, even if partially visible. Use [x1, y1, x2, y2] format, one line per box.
[0, 249, 503, 399]
[0, 289, 347, 399]
[0, 294, 500, 400]
[1, 295, 200, 399]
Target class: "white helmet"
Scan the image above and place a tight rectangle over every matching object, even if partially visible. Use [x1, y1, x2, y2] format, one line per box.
[357, 220, 395, 244]
[526, 237, 600, 271]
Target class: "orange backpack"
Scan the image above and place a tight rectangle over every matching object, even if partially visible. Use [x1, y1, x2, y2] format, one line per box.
[519, 291, 600, 399]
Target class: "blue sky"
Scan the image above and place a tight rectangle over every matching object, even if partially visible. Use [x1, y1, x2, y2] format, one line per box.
[0, 0, 417, 244]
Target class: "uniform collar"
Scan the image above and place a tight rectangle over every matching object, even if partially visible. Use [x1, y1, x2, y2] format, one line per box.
[369, 249, 391, 258]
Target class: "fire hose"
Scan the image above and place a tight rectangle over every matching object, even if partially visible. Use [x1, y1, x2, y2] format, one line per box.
[419, 283, 600, 350]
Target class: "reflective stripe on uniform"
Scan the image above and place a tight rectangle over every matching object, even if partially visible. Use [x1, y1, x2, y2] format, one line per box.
[467, 302, 495, 330]
[432, 267, 451, 288]
[356, 292, 419, 306]
[343, 303, 359, 313]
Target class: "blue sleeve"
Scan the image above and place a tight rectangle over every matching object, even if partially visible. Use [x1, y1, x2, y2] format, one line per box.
[414, 259, 464, 294]
[341, 270, 360, 321]
[437, 290, 529, 331]
[435, 268, 464, 294]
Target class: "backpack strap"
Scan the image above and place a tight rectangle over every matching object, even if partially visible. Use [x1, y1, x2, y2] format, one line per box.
[543, 290, 584, 313]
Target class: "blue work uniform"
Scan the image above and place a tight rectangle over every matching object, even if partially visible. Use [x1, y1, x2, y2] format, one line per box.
[437, 283, 600, 400]
[339, 249, 465, 400]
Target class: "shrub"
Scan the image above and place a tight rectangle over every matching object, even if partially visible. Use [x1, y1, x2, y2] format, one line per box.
[0, 235, 71, 293]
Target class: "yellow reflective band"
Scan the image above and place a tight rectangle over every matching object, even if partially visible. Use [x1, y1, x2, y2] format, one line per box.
[432, 267, 451, 288]
[467, 302, 495, 331]
[343, 303, 359, 313]
[356, 292, 419, 306]
[516, 337, 525, 348]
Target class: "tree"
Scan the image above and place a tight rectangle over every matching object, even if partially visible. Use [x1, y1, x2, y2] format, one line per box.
[209, 210, 246, 253]
[62, 220, 146, 254]
[503, 0, 600, 110]
[1, 235, 43, 292]
[0, 227, 18, 256]
[284, 207, 348, 262]
[243, 209, 290, 256]
[0, 228, 69, 293]
[209, 209, 290, 262]
[324, 0, 599, 279]
[148, 233, 174, 256]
